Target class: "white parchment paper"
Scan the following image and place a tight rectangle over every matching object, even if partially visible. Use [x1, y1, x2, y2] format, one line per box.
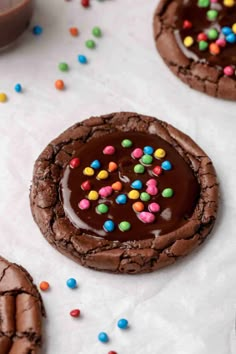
[0, 0, 236, 353]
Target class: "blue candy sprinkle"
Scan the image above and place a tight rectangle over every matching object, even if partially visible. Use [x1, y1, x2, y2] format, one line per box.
[131, 180, 143, 190]
[226, 33, 236, 43]
[98, 332, 109, 343]
[103, 220, 115, 232]
[32, 25, 43, 35]
[117, 318, 128, 329]
[90, 160, 101, 169]
[161, 160, 172, 171]
[78, 55, 87, 64]
[116, 194, 127, 204]
[66, 278, 77, 289]
[222, 26, 232, 36]
[14, 83, 22, 93]
[143, 146, 154, 155]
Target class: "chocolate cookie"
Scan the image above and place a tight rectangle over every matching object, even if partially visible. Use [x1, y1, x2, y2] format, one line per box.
[154, 0, 236, 100]
[0, 256, 44, 353]
[30, 112, 218, 274]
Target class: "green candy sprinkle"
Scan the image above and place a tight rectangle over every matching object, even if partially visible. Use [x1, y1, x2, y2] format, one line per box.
[121, 139, 133, 148]
[199, 40, 208, 51]
[140, 192, 151, 202]
[141, 154, 153, 165]
[58, 62, 69, 72]
[119, 221, 131, 232]
[207, 28, 218, 40]
[134, 164, 145, 174]
[207, 9, 218, 21]
[92, 26, 102, 37]
[96, 204, 109, 214]
[162, 188, 174, 198]
[86, 39, 96, 49]
[198, 0, 210, 7]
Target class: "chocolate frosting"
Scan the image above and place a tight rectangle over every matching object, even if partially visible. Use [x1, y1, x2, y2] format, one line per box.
[175, 0, 236, 69]
[0, 0, 33, 48]
[60, 131, 200, 242]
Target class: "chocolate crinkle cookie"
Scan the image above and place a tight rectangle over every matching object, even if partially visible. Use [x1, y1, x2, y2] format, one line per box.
[30, 112, 219, 274]
[154, 0, 236, 100]
[0, 256, 44, 354]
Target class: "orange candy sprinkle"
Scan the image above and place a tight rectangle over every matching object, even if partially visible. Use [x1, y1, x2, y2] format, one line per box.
[39, 281, 50, 291]
[108, 162, 118, 172]
[132, 202, 144, 212]
[112, 181, 122, 191]
[69, 27, 79, 37]
[209, 43, 220, 55]
[55, 79, 65, 90]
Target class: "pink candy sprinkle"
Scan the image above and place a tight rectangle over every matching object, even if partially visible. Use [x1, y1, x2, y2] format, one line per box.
[99, 186, 113, 198]
[79, 199, 90, 210]
[148, 203, 160, 213]
[146, 185, 158, 196]
[103, 146, 115, 155]
[132, 148, 143, 159]
[138, 212, 155, 224]
[216, 38, 226, 48]
[224, 66, 234, 76]
[146, 179, 157, 186]
[210, 0, 218, 2]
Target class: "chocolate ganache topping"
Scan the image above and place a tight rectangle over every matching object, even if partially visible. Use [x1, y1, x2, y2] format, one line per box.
[60, 132, 200, 243]
[175, 0, 236, 77]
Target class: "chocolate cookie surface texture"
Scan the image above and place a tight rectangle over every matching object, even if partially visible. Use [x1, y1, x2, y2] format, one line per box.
[154, 0, 236, 100]
[0, 256, 44, 354]
[30, 112, 219, 274]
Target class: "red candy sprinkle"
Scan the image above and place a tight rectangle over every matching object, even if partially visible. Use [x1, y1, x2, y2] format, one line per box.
[81, 180, 91, 191]
[197, 33, 207, 42]
[81, 0, 89, 7]
[183, 20, 192, 29]
[152, 166, 162, 176]
[70, 157, 80, 169]
[108, 352, 117, 354]
[70, 309, 80, 317]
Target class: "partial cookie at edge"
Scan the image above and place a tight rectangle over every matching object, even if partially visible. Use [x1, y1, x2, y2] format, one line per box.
[153, 0, 236, 100]
[0, 256, 45, 354]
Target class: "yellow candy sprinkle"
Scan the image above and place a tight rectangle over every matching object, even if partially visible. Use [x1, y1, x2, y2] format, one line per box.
[83, 167, 94, 176]
[224, 0, 234, 6]
[128, 190, 140, 200]
[0, 93, 7, 103]
[97, 170, 109, 180]
[184, 36, 194, 47]
[232, 23, 236, 34]
[154, 148, 166, 159]
[88, 190, 99, 200]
